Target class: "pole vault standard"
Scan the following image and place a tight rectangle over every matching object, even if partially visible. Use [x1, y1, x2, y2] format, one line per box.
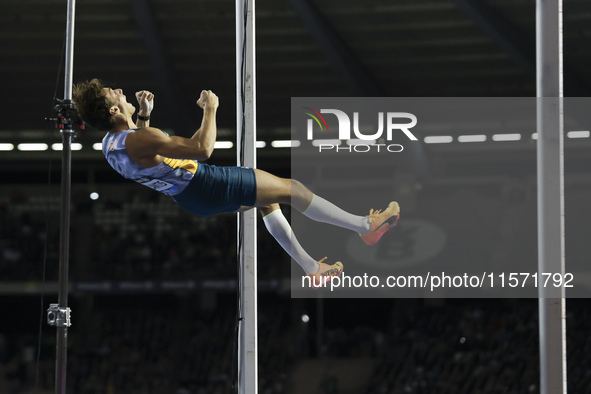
[536, 0, 566, 393]
[236, 0, 258, 393]
[46, 0, 79, 393]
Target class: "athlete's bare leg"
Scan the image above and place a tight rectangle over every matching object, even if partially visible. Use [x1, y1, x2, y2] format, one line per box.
[252, 169, 312, 211]
[235, 203, 280, 216]
[235, 203, 280, 215]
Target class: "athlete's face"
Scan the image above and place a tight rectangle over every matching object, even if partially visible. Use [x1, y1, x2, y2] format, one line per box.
[103, 87, 135, 115]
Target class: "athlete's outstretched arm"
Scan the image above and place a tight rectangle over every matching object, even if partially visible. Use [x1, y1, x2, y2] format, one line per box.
[126, 90, 219, 162]
[192, 90, 219, 157]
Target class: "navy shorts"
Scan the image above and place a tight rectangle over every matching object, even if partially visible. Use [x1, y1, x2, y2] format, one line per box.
[172, 163, 257, 216]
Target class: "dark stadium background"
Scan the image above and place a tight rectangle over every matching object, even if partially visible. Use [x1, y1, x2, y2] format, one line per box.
[1, 0, 591, 393]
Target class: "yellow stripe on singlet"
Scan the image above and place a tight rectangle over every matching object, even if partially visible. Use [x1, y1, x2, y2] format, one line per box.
[163, 158, 198, 174]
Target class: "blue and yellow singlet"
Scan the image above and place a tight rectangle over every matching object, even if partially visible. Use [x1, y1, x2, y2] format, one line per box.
[102, 129, 197, 196]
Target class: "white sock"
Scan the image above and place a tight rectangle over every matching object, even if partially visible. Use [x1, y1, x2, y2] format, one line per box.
[263, 209, 319, 274]
[302, 194, 371, 234]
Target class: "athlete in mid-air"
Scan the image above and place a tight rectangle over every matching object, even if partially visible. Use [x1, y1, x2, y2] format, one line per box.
[73, 79, 400, 287]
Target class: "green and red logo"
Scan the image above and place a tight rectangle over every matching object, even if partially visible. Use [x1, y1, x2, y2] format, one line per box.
[303, 107, 418, 152]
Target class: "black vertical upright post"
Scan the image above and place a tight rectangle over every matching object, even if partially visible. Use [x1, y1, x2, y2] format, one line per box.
[55, 126, 72, 394]
[51, 0, 77, 393]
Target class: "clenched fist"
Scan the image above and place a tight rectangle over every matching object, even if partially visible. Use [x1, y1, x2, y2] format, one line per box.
[135, 90, 154, 114]
[196, 90, 219, 110]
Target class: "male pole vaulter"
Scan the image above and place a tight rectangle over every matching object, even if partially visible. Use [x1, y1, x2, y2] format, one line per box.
[73, 79, 400, 287]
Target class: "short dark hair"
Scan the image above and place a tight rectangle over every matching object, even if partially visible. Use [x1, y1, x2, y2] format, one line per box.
[73, 78, 114, 131]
